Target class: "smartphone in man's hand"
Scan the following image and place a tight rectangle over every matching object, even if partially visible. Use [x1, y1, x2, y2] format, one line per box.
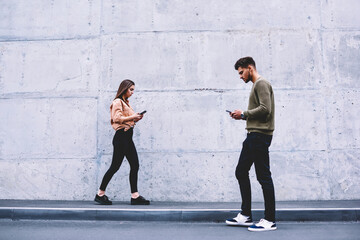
[140, 110, 147, 115]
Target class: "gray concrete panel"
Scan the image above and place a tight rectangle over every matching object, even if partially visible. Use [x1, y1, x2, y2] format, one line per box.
[271, 151, 331, 201]
[0, 0, 101, 40]
[0, 39, 100, 95]
[326, 89, 360, 149]
[321, 0, 360, 29]
[272, 90, 328, 151]
[102, 0, 321, 33]
[328, 149, 360, 199]
[0, 98, 97, 159]
[322, 31, 360, 88]
[0, 158, 97, 200]
[269, 30, 323, 88]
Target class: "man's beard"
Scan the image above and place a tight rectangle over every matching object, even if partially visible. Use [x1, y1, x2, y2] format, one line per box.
[245, 72, 252, 83]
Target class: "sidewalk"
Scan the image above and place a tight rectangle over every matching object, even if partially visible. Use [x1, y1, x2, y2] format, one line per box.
[0, 200, 359, 222]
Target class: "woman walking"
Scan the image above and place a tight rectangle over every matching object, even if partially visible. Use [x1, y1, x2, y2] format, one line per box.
[95, 79, 150, 205]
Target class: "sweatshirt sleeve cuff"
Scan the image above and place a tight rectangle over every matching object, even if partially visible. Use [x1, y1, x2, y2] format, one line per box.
[243, 111, 249, 118]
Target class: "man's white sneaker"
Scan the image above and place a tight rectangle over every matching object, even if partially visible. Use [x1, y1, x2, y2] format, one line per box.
[248, 219, 277, 232]
[225, 213, 253, 226]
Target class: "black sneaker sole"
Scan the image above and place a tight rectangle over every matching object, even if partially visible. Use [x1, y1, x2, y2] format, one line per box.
[131, 201, 150, 205]
[94, 198, 112, 205]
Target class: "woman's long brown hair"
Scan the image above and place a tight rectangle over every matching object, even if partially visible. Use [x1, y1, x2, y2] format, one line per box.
[114, 79, 135, 101]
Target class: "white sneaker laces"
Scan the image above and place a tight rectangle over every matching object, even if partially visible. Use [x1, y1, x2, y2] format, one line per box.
[235, 213, 248, 222]
[256, 219, 273, 227]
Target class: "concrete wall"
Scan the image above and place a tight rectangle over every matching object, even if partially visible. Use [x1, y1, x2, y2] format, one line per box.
[0, 0, 359, 202]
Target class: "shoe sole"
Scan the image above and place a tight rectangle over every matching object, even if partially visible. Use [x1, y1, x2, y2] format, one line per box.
[225, 220, 253, 226]
[131, 202, 150, 205]
[248, 227, 277, 232]
[94, 198, 112, 205]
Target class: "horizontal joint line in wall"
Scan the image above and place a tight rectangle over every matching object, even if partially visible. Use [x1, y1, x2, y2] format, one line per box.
[1, 28, 359, 43]
[101, 28, 342, 35]
[0, 35, 100, 43]
[0, 95, 98, 100]
[0, 158, 97, 161]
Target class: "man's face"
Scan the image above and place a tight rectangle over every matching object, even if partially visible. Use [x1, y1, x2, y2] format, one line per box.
[237, 66, 251, 83]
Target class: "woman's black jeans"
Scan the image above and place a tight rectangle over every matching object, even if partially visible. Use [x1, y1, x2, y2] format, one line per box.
[100, 128, 139, 193]
[235, 132, 276, 222]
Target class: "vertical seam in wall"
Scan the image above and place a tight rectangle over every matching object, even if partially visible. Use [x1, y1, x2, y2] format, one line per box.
[319, 0, 334, 199]
[319, 0, 331, 151]
[94, 0, 105, 189]
[268, 30, 273, 80]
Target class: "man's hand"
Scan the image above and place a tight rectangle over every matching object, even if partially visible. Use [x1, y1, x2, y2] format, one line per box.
[231, 110, 244, 120]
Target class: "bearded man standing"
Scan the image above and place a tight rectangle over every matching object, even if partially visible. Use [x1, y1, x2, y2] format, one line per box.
[225, 56, 276, 232]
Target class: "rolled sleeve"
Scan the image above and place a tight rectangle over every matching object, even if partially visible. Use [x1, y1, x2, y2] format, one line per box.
[111, 101, 125, 124]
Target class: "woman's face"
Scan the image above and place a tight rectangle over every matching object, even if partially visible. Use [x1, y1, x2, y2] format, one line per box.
[124, 85, 135, 99]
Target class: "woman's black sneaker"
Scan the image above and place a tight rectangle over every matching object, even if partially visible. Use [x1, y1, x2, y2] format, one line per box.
[94, 194, 112, 205]
[131, 196, 150, 205]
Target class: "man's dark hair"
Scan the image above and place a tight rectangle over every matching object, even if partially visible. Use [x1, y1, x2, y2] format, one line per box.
[234, 56, 256, 70]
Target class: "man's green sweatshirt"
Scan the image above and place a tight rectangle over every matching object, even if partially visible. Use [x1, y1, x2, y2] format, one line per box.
[243, 76, 275, 135]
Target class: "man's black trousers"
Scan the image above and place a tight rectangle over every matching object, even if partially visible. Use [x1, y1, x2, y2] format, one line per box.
[236, 132, 276, 222]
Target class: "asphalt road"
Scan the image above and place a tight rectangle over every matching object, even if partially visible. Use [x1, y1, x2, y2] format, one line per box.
[0, 220, 359, 240]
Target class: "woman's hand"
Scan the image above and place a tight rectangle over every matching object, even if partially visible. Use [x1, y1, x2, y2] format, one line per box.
[132, 113, 143, 122]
